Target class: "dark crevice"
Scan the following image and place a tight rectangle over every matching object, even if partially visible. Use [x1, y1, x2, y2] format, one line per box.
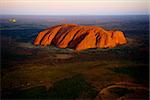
[39, 29, 53, 45]
[67, 29, 84, 47]
[69, 32, 88, 49]
[51, 27, 66, 45]
[111, 31, 114, 38]
[39, 25, 62, 45]
[57, 26, 75, 45]
[51, 26, 75, 46]
[95, 32, 101, 46]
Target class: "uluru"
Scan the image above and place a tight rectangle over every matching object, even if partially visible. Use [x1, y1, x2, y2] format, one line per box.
[34, 24, 127, 51]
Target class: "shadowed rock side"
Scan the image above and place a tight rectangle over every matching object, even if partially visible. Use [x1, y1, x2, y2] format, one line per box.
[34, 24, 127, 51]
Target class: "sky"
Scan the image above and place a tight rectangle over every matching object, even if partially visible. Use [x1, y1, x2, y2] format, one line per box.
[0, 0, 149, 15]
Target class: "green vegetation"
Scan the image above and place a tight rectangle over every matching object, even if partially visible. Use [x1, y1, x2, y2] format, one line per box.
[1, 38, 149, 99]
[109, 87, 133, 96]
[111, 65, 149, 84]
[48, 74, 98, 99]
[2, 75, 98, 99]
[2, 86, 47, 99]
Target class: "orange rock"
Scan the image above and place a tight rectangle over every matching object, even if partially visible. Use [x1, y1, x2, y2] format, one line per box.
[40, 26, 62, 46]
[58, 27, 83, 48]
[34, 29, 50, 45]
[52, 24, 78, 45]
[34, 24, 127, 51]
[113, 31, 127, 45]
[76, 30, 96, 51]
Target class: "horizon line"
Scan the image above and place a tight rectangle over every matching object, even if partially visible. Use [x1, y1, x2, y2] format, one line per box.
[0, 14, 149, 16]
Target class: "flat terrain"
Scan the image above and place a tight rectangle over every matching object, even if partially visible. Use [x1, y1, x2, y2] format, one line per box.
[1, 36, 149, 99]
[1, 15, 149, 99]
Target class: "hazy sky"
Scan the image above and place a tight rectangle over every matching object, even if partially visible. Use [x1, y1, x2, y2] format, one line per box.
[0, 0, 149, 15]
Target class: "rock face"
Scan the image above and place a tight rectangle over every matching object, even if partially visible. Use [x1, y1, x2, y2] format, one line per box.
[34, 24, 127, 51]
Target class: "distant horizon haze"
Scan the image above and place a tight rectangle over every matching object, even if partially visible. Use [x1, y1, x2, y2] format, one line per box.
[0, 0, 149, 15]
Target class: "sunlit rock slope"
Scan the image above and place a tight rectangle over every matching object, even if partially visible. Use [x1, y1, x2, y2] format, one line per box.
[34, 24, 127, 51]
